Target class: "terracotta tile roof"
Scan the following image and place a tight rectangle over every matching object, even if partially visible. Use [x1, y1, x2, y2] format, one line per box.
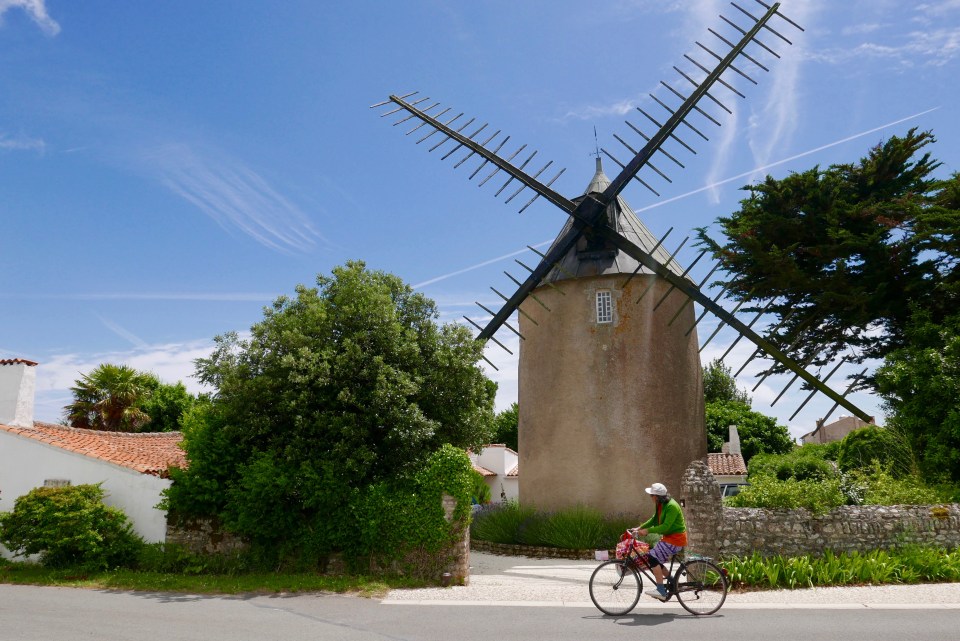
[472, 462, 497, 477]
[707, 452, 747, 476]
[0, 421, 186, 478]
[0, 358, 38, 366]
[505, 464, 519, 478]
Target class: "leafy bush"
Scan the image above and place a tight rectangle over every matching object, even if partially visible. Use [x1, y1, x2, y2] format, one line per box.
[837, 425, 914, 477]
[346, 444, 474, 578]
[725, 476, 846, 514]
[846, 463, 949, 506]
[469, 470, 491, 505]
[0, 484, 143, 570]
[748, 449, 837, 482]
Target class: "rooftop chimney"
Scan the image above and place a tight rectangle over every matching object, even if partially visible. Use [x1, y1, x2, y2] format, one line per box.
[0, 358, 38, 428]
[726, 424, 741, 456]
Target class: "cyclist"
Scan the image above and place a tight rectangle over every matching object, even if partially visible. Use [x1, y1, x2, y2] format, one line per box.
[630, 482, 687, 601]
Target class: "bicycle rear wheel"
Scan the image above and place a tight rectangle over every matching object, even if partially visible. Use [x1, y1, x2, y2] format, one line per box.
[673, 559, 728, 615]
[589, 560, 642, 615]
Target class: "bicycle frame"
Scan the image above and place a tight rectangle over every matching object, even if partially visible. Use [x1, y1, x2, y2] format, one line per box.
[624, 552, 681, 599]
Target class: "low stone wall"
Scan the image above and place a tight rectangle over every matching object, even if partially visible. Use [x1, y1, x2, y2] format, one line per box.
[165, 514, 248, 555]
[680, 460, 960, 559]
[718, 504, 960, 558]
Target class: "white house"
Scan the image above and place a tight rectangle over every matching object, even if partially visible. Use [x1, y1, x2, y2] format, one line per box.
[707, 425, 748, 495]
[469, 444, 519, 503]
[0, 359, 186, 556]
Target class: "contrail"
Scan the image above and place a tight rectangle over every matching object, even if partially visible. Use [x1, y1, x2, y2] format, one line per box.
[412, 241, 552, 289]
[414, 107, 939, 289]
[635, 107, 941, 213]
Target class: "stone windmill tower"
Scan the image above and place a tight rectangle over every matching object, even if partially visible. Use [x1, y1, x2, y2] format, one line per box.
[518, 158, 705, 514]
[375, 1, 874, 516]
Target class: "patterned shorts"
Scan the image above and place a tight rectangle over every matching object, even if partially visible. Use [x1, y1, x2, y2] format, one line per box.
[648, 540, 684, 566]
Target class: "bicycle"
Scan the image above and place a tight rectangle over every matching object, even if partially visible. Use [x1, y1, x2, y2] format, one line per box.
[588, 532, 729, 616]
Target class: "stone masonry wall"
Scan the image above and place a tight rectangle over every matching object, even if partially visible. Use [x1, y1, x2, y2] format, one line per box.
[166, 514, 248, 555]
[680, 461, 960, 558]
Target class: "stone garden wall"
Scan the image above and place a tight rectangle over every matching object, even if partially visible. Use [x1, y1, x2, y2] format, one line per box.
[165, 494, 470, 584]
[680, 460, 960, 559]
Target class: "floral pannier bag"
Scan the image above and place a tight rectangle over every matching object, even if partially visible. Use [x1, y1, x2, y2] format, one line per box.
[615, 532, 650, 567]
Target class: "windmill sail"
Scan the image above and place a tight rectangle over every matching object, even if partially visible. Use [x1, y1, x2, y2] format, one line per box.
[373, 1, 873, 423]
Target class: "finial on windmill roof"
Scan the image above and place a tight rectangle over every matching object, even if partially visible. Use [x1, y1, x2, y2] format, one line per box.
[591, 125, 603, 172]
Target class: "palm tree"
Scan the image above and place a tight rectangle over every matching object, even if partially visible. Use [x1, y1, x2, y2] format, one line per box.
[65, 364, 155, 431]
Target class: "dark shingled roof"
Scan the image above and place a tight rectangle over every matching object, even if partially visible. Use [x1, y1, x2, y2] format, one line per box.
[540, 158, 689, 285]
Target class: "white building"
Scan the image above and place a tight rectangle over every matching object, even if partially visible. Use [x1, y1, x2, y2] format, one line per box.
[469, 444, 519, 503]
[0, 359, 185, 556]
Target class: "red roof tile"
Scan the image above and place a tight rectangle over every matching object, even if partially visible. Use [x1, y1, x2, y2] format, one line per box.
[0, 421, 186, 478]
[707, 452, 747, 476]
[505, 464, 519, 478]
[0, 358, 38, 366]
[472, 462, 497, 477]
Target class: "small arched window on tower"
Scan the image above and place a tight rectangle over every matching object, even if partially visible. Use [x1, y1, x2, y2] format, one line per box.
[596, 290, 613, 324]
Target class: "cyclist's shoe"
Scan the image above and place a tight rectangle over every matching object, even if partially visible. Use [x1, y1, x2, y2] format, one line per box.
[646, 585, 668, 601]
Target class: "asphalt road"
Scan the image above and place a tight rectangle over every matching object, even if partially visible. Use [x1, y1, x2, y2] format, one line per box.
[2, 584, 958, 641]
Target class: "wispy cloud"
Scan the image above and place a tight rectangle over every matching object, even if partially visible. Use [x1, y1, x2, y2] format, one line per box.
[0, 0, 59, 35]
[559, 97, 647, 122]
[147, 143, 325, 254]
[809, 2, 960, 68]
[0, 132, 46, 153]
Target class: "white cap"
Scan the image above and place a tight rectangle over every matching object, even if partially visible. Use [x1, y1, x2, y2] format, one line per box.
[645, 483, 668, 496]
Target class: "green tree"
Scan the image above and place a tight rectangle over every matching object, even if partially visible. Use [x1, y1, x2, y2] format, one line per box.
[703, 358, 750, 405]
[875, 311, 960, 482]
[64, 364, 155, 431]
[492, 402, 519, 452]
[705, 400, 794, 463]
[141, 379, 196, 432]
[167, 261, 496, 554]
[697, 130, 960, 383]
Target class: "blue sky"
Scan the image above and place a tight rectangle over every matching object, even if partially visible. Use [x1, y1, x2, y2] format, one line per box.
[2, 0, 958, 438]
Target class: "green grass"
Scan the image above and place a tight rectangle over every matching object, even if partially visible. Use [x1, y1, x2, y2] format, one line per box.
[0, 560, 427, 597]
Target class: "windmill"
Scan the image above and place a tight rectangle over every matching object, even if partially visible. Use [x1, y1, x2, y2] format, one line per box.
[372, 1, 873, 513]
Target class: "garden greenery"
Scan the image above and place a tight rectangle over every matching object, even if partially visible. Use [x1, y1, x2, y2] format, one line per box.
[470, 502, 646, 550]
[0, 484, 143, 570]
[163, 262, 495, 570]
[729, 428, 957, 511]
[723, 546, 960, 589]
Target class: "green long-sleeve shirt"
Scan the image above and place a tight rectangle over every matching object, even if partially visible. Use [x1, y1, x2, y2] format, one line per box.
[640, 498, 686, 535]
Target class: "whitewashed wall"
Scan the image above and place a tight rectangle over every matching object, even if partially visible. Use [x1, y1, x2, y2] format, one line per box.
[0, 431, 172, 557]
[471, 445, 520, 503]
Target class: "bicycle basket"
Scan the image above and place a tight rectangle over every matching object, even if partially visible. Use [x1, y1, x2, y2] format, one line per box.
[615, 534, 649, 565]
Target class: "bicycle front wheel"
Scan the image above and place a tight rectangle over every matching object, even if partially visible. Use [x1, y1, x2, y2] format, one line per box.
[589, 560, 642, 616]
[673, 559, 728, 615]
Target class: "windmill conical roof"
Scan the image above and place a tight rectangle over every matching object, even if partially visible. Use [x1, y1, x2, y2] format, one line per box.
[540, 158, 687, 285]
